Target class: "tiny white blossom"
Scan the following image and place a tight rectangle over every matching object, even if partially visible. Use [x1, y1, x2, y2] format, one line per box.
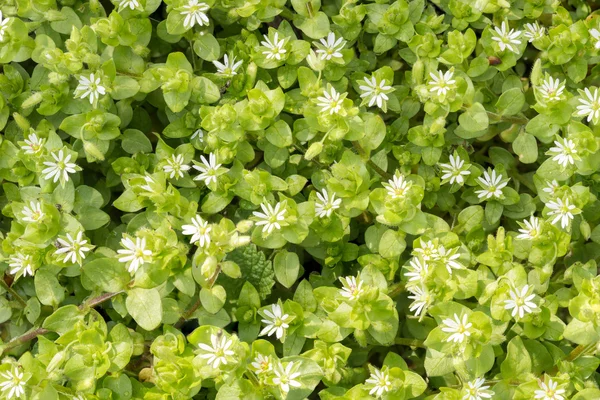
[576, 87, 600, 122]
[359, 76, 393, 109]
[542, 180, 560, 195]
[439, 154, 471, 185]
[547, 197, 577, 229]
[413, 239, 439, 261]
[75, 73, 106, 105]
[261, 32, 287, 61]
[0, 12, 10, 42]
[273, 362, 301, 393]
[193, 153, 222, 185]
[117, 236, 153, 274]
[260, 304, 290, 340]
[0, 367, 27, 399]
[118, 0, 142, 11]
[547, 138, 578, 168]
[163, 154, 191, 179]
[428, 69, 456, 96]
[538, 77, 565, 102]
[21, 133, 45, 155]
[441, 314, 472, 343]
[437, 245, 463, 274]
[365, 368, 392, 398]
[191, 129, 204, 141]
[55, 232, 92, 264]
[315, 189, 342, 218]
[316, 86, 346, 115]
[180, 0, 210, 29]
[590, 28, 600, 50]
[517, 216, 542, 240]
[463, 378, 493, 400]
[382, 174, 412, 199]
[491, 22, 522, 53]
[181, 215, 212, 247]
[198, 334, 235, 369]
[504, 284, 537, 319]
[523, 22, 545, 42]
[250, 354, 273, 374]
[22, 201, 44, 223]
[405, 258, 429, 282]
[140, 175, 157, 193]
[42, 150, 77, 183]
[213, 54, 243, 77]
[476, 169, 508, 200]
[534, 378, 566, 400]
[339, 276, 364, 301]
[253, 202, 287, 234]
[315, 32, 346, 60]
[8, 253, 34, 277]
[407, 285, 430, 317]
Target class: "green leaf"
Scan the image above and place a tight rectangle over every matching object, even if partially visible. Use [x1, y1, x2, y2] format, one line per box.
[458, 102, 489, 134]
[82, 258, 130, 293]
[200, 285, 227, 314]
[193, 34, 220, 62]
[122, 129, 153, 154]
[495, 87, 525, 116]
[273, 250, 300, 288]
[125, 288, 163, 331]
[34, 270, 64, 307]
[218, 244, 275, 300]
[500, 337, 532, 379]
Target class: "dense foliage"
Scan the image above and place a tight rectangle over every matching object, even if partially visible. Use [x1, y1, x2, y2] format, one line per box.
[1, 0, 600, 399]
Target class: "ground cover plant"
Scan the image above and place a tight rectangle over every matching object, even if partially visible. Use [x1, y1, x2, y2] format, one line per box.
[1, 0, 600, 398]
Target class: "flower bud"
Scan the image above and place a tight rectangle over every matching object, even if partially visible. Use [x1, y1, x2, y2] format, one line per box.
[46, 351, 66, 373]
[12, 113, 30, 131]
[21, 93, 43, 110]
[236, 219, 254, 233]
[305, 142, 323, 161]
[306, 50, 325, 71]
[580, 219, 591, 241]
[231, 235, 251, 248]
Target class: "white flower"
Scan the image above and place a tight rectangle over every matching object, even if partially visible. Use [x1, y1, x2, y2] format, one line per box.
[441, 314, 472, 343]
[0, 367, 27, 399]
[517, 216, 542, 240]
[8, 253, 34, 277]
[0, 12, 10, 42]
[359, 76, 393, 109]
[365, 368, 392, 398]
[547, 197, 577, 229]
[198, 333, 235, 369]
[463, 378, 493, 400]
[261, 32, 287, 61]
[538, 77, 565, 102]
[382, 174, 412, 199]
[272, 361, 301, 393]
[181, 215, 212, 247]
[42, 150, 77, 183]
[523, 22, 545, 42]
[590, 28, 600, 50]
[542, 180, 560, 195]
[55, 232, 91, 264]
[21, 133, 45, 155]
[315, 189, 342, 218]
[193, 153, 222, 185]
[250, 354, 273, 374]
[22, 201, 44, 223]
[405, 258, 429, 282]
[534, 378, 566, 400]
[504, 284, 537, 319]
[413, 239, 439, 261]
[437, 245, 463, 274]
[547, 138, 578, 168]
[118, 0, 141, 11]
[476, 169, 508, 200]
[213, 54, 243, 77]
[339, 276, 364, 300]
[315, 32, 346, 60]
[428, 69, 456, 96]
[191, 129, 204, 141]
[163, 154, 191, 179]
[140, 175, 158, 193]
[491, 22, 522, 53]
[407, 285, 430, 317]
[253, 202, 287, 234]
[439, 154, 471, 185]
[576, 87, 600, 122]
[117, 236, 153, 274]
[260, 304, 290, 340]
[75, 73, 106, 105]
[180, 0, 210, 29]
[316, 86, 346, 115]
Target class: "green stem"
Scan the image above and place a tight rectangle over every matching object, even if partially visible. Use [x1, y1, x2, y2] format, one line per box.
[0, 279, 27, 307]
[394, 337, 425, 348]
[352, 141, 392, 179]
[174, 298, 201, 329]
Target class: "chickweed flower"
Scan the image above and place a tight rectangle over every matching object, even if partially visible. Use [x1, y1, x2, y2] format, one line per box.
[272, 362, 301, 393]
[316, 86, 346, 115]
[441, 314, 472, 343]
[359, 76, 393, 110]
[538, 77, 565, 102]
[315, 189, 342, 218]
[314, 32, 346, 60]
[383, 174, 412, 200]
[250, 354, 273, 375]
[413, 239, 439, 261]
[407, 285, 430, 317]
[261, 32, 287, 61]
[547, 137, 578, 167]
[55, 232, 92, 264]
[180, 0, 210, 29]
[253, 202, 287, 234]
[476, 169, 508, 200]
[22, 201, 44, 223]
[339, 276, 364, 301]
[504, 285, 537, 319]
[590, 28, 600, 50]
[405, 258, 429, 283]
[0, 11, 10, 42]
[439, 153, 471, 185]
[428, 69, 456, 96]
[576, 87, 600, 122]
[193, 153, 222, 185]
[8, 253, 35, 277]
[21, 132, 45, 155]
[163, 154, 191, 179]
[517, 216, 542, 240]
[365, 368, 392, 398]
[197, 334, 235, 369]
[117, 236, 153, 274]
[118, 0, 142, 11]
[181, 215, 212, 247]
[463, 378, 493, 400]
[523, 22, 545, 42]
[75, 73, 106, 105]
[546, 197, 577, 229]
[260, 304, 290, 340]
[42, 150, 78, 183]
[213, 54, 243, 77]
[491, 22, 522, 53]
[0, 367, 27, 399]
[542, 180, 560, 195]
[534, 378, 566, 400]
[437, 245, 463, 274]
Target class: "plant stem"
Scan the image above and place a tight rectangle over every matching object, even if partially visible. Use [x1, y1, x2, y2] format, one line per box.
[395, 337, 425, 348]
[352, 141, 392, 180]
[0, 279, 27, 307]
[174, 298, 201, 329]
